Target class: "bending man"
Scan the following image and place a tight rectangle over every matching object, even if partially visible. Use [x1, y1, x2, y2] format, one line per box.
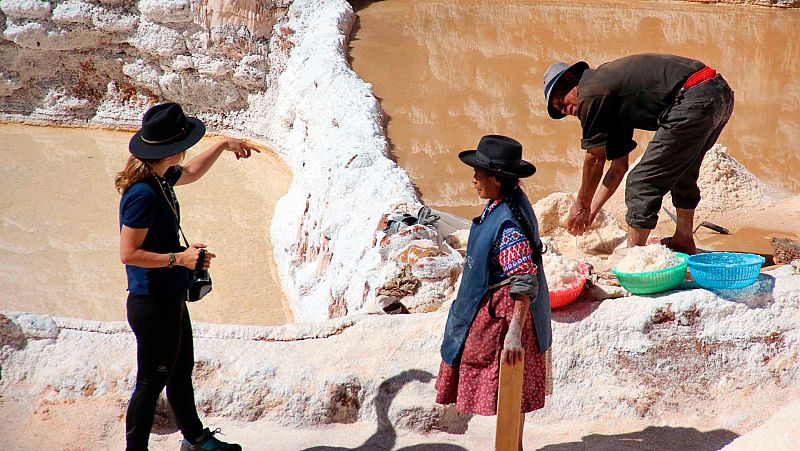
[543, 53, 734, 254]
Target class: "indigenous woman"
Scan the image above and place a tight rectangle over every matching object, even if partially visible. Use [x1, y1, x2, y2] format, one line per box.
[436, 135, 551, 450]
[116, 103, 258, 451]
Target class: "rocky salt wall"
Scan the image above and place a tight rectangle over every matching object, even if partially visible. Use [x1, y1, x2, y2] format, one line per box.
[0, 0, 463, 321]
[0, 0, 285, 126]
[2, 266, 799, 433]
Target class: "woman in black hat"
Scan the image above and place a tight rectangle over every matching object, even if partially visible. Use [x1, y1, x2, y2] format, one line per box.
[116, 103, 258, 451]
[436, 135, 552, 450]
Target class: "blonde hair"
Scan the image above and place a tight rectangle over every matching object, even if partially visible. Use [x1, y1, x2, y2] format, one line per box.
[115, 156, 155, 194]
[115, 152, 187, 194]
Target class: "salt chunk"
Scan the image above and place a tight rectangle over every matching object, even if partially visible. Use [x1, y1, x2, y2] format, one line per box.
[542, 254, 582, 290]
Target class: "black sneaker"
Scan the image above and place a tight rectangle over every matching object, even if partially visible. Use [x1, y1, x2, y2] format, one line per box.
[180, 428, 242, 451]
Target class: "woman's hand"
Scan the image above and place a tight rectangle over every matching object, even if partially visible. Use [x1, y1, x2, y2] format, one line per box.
[502, 331, 524, 367]
[177, 244, 216, 270]
[176, 138, 261, 185]
[567, 200, 591, 236]
[223, 138, 261, 160]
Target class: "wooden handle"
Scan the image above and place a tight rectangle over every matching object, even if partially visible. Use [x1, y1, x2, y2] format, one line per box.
[699, 221, 730, 235]
[495, 350, 524, 451]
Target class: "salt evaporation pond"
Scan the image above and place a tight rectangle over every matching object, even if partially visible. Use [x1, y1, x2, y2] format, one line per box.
[0, 124, 291, 325]
[350, 0, 800, 220]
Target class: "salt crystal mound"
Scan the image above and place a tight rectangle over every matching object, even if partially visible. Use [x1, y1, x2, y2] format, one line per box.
[0, 0, 464, 321]
[2, 265, 799, 436]
[695, 144, 783, 211]
[542, 254, 581, 290]
[534, 192, 627, 255]
[628, 144, 784, 214]
[615, 244, 682, 273]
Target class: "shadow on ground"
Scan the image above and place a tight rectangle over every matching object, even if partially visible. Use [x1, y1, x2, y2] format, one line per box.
[537, 425, 738, 451]
[302, 369, 469, 451]
[551, 297, 601, 324]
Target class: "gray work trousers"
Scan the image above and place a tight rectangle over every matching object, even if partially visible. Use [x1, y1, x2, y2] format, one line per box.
[625, 75, 735, 230]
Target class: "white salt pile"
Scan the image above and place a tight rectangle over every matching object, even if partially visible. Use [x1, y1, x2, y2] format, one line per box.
[614, 244, 682, 273]
[534, 192, 627, 255]
[542, 254, 582, 290]
[668, 144, 780, 212]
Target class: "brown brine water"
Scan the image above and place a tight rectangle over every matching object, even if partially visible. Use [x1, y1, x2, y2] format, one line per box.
[349, 0, 800, 221]
[0, 124, 291, 325]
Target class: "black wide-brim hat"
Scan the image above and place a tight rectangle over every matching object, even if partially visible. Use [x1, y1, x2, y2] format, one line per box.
[458, 135, 536, 178]
[129, 103, 206, 160]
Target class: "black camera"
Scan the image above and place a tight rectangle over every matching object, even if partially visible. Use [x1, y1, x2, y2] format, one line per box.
[188, 249, 212, 302]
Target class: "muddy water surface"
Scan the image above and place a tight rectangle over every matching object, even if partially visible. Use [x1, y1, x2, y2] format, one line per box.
[0, 124, 291, 325]
[350, 0, 800, 221]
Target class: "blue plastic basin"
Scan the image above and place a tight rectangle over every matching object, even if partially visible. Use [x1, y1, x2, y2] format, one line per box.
[686, 252, 765, 290]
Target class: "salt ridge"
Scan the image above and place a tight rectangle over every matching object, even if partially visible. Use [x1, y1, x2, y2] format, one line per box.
[2, 266, 798, 445]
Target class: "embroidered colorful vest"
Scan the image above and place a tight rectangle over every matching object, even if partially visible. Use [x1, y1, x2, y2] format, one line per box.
[440, 193, 552, 366]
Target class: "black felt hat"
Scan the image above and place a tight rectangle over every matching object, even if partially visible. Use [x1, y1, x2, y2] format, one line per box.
[128, 103, 206, 160]
[458, 135, 536, 178]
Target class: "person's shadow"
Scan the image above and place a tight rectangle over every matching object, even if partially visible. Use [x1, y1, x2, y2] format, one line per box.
[537, 425, 738, 451]
[707, 273, 776, 308]
[302, 369, 469, 451]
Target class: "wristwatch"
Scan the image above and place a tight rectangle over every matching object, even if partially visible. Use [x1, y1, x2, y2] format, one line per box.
[167, 252, 176, 268]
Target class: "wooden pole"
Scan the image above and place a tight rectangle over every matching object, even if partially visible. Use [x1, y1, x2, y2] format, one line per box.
[495, 350, 524, 451]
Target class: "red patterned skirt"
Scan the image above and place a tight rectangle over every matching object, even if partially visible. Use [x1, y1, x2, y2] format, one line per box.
[435, 285, 546, 416]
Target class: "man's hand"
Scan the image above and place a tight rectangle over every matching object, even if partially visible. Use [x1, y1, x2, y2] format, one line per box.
[587, 208, 600, 228]
[567, 200, 591, 236]
[570, 147, 608, 236]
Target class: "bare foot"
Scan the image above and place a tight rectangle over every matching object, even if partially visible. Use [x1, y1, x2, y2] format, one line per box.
[660, 236, 697, 255]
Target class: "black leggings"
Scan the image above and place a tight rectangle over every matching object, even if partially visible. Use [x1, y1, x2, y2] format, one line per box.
[126, 292, 203, 451]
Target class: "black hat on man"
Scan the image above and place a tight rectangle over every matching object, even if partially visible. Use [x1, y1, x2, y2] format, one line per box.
[129, 103, 206, 160]
[459, 135, 536, 178]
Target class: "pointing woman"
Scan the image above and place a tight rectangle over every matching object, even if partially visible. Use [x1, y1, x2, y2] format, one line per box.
[436, 135, 552, 451]
[116, 103, 257, 451]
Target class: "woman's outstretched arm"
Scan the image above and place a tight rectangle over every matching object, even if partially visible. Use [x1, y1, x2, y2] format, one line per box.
[176, 138, 260, 185]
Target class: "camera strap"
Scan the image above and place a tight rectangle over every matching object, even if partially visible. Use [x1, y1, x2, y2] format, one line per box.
[154, 175, 191, 249]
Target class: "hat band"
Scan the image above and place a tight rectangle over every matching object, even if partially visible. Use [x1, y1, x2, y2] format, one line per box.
[140, 125, 188, 145]
[476, 151, 516, 172]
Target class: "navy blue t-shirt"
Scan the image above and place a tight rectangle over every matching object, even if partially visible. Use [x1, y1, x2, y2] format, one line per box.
[119, 165, 193, 295]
